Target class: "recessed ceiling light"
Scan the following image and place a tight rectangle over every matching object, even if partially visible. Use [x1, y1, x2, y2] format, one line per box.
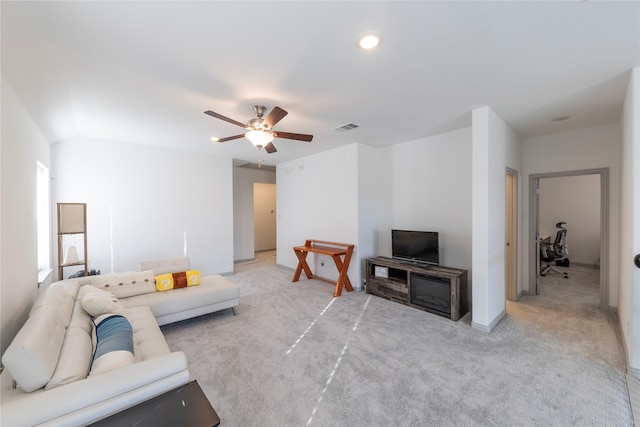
[550, 115, 571, 122]
[359, 33, 382, 49]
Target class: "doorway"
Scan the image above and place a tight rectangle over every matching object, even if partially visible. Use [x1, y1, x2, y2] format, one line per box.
[232, 162, 277, 263]
[253, 183, 276, 252]
[528, 168, 609, 309]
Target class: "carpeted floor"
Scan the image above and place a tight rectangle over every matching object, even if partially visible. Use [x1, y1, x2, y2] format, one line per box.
[162, 253, 632, 426]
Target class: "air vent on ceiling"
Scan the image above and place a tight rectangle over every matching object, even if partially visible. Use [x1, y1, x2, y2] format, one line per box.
[333, 123, 360, 132]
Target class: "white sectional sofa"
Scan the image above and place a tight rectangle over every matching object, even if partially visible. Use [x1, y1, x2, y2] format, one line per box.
[1, 257, 239, 426]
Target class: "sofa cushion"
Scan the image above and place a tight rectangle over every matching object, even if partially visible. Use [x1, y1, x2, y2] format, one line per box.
[45, 327, 93, 390]
[1, 306, 67, 392]
[125, 306, 172, 361]
[29, 284, 76, 327]
[90, 270, 155, 298]
[69, 298, 94, 335]
[79, 285, 126, 317]
[89, 314, 135, 377]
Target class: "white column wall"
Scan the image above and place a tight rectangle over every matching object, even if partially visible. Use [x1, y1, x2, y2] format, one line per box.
[472, 107, 522, 331]
[619, 67, 640, 374]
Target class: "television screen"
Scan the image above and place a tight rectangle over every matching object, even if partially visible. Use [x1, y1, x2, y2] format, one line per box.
[391, 230, 439, 266]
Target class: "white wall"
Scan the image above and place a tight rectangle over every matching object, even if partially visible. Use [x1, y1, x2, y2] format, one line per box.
[384, 127, 473, 274]
[232, 167, 276, 261]
[472, 107, 523, 331]
[539, 175, 600, 265]
[52, 137, 234, 276]
[1, 77, 52, 355]
[619, 67, 640, 374]
[522, 124, 620, 305]
[276, 144, 360, 287]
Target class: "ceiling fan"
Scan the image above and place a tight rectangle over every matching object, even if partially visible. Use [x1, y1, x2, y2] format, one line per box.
[204, 105, 313, 154]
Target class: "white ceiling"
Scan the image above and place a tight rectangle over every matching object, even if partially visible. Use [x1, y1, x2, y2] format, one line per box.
[2, 1, 639, 166]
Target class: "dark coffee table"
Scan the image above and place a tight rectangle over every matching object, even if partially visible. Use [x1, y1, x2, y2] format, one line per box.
[89, 380, 220, 427]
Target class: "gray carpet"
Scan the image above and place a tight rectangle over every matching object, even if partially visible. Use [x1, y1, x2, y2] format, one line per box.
[162, 254, 632, 426]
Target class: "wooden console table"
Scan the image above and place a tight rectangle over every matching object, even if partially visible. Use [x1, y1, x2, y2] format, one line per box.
[292, 240, 355, 297]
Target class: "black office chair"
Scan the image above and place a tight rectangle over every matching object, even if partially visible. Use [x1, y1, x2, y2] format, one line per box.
[540, 221, 569, 279]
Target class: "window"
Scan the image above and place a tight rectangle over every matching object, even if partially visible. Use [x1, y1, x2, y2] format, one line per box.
[36, 161, 50, 276]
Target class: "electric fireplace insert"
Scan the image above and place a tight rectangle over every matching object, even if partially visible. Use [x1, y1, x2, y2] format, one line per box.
[410, 272, 451, 315]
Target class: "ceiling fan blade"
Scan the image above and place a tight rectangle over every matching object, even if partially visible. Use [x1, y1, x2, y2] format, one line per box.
[262, 106, 288, 129]
[273, 131, 313, 142]
[264, 142, 277, 154]
[216, 134, 245, 142]
[204, 110, 247, 128]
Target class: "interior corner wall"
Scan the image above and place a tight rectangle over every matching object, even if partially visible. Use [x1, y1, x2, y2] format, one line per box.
[276, 144, 359, 286]
[232, 166, 276, 262]
[357, 144, 384, 290]
[1, 76, 52, 356]
[522, 123, 621, 304]
[619, 67, 640, 374]
[471, 107, 522, 332]
[52, 137, 234, 277]
[374, 146, 393, 260]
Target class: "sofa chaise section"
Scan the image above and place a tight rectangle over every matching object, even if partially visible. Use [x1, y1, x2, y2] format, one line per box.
[135, 256, 240, 325]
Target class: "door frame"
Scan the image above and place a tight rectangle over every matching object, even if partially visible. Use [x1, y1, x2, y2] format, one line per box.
[528, 168, 609, 309]
[506, 168, 518, 301]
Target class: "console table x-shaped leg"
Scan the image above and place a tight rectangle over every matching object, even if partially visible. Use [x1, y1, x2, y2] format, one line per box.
[292, 240, 355, 297]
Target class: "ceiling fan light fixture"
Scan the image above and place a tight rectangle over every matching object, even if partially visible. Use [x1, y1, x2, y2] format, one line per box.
[245, 129, 274, 148]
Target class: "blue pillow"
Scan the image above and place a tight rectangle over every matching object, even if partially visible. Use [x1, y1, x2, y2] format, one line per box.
[90, 315, 134, 376]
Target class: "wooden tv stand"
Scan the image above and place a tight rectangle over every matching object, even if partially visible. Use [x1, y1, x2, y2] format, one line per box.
[365, 257, 468, 321]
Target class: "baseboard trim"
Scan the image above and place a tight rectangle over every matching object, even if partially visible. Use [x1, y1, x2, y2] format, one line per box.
[276, 263, 295, 272]
[471, 308, 506, 333]
[618, 310, 638, 379]
[571, 261, 600, 269]
[627, 373, 640, 426]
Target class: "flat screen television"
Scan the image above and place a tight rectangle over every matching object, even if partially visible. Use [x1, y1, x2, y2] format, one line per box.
[391, 229, 440, 266]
